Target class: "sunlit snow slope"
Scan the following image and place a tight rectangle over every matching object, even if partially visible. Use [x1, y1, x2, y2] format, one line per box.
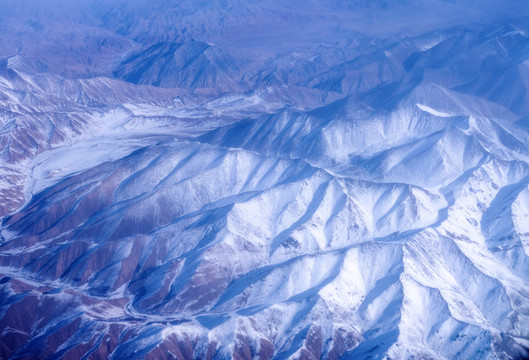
[1, 1, 529, 359]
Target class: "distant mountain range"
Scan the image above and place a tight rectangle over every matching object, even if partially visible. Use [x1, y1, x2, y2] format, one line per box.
[1, 1, 529, 359]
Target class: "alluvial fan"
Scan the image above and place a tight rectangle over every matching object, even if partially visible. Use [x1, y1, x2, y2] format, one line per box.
[1, 1, 529, 359]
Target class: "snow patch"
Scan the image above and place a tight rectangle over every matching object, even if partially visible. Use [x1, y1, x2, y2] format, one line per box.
[416, 103, 452, 118]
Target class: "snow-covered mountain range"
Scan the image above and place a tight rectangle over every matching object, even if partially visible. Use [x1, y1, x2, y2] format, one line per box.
[1, 1, 529, 359]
